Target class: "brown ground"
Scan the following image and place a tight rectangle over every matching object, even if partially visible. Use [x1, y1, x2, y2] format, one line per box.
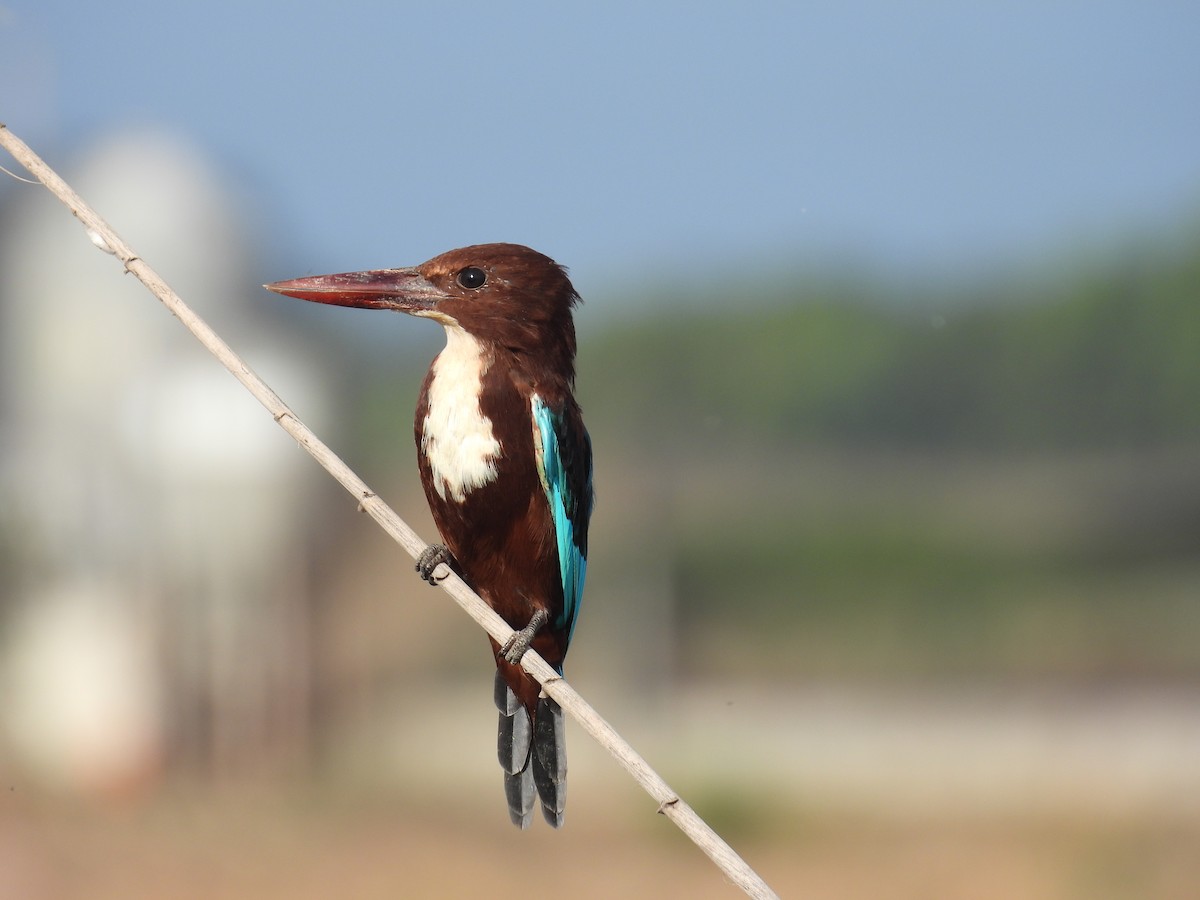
[2, 788, 1196, 899]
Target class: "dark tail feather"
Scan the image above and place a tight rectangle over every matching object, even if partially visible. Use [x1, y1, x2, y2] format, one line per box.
[494, 670, 534, 828]
[532, 695, 567, 827]
[503, 765, 535, 828]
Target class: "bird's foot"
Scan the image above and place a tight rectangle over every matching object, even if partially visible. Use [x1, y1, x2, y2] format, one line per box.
[500, 608, 549, 665]
[416, 544, 453, 585]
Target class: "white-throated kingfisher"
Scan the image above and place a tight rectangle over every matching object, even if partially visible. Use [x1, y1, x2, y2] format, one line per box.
[266, 243, 593, 828]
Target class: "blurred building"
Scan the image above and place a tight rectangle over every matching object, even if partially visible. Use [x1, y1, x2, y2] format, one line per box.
[0, 129, 330, 794]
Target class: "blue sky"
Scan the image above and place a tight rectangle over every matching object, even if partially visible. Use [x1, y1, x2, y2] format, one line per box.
[3, 2, 1199, 304]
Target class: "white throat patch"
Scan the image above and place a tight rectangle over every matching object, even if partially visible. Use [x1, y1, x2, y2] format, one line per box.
[421, 326, 501, 502]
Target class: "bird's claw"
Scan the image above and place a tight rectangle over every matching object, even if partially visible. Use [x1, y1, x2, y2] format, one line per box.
[416, 544, 453, 585]
[500, 608, 549, 664]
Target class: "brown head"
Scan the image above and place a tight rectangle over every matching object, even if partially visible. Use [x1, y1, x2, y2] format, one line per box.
[266, 243, 582, 380]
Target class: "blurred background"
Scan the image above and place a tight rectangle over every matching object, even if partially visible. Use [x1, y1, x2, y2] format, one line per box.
[2, 3, 1199, 898]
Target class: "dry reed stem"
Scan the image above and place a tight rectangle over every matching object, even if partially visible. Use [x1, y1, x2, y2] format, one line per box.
[0, 122, 779, 900]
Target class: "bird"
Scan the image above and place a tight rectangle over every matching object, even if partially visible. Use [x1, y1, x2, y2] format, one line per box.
[266, 243, 593, 828]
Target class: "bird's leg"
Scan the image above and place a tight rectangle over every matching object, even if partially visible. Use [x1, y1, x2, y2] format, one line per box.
[500, 607, 549, 665]
[416, 543, 454, 585]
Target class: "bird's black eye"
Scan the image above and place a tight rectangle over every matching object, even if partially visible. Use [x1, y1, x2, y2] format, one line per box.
[457, 267, 487, 289]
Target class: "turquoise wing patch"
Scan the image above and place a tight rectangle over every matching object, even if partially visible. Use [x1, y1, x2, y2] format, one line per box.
[532, 395, 588, 643]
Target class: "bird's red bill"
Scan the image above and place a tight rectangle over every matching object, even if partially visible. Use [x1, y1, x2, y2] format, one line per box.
[264, 268, 441, 312]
